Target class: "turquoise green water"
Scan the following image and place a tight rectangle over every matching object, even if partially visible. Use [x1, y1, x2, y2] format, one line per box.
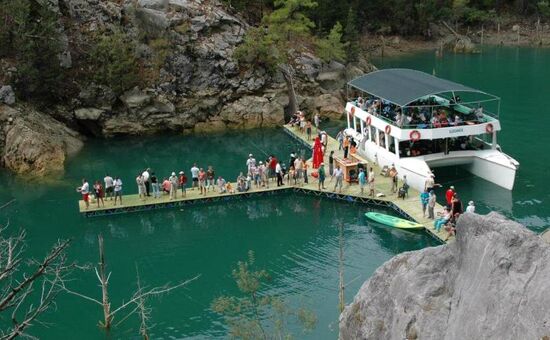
[375, 46, 550, 231]
[0, 129, 436, 339]
[0, 46, 548, 339]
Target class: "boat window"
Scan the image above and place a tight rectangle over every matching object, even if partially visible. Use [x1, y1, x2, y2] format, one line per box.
[398, 135, 490, 158]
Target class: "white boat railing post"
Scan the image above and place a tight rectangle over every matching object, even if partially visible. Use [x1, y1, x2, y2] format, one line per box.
[395, 138, 400, 157]
[346, 109, 351, 128]
[385, 132, 390, 151]
[492, 131, 497, 149]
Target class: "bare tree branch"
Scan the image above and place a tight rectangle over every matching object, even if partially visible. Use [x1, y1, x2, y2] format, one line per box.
[58, 234, 201, 334]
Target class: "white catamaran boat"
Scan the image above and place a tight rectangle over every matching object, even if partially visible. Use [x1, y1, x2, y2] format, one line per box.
[344, 68, 519, 191]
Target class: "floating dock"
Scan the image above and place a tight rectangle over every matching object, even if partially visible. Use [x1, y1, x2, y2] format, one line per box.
[78, 125, 452, 243]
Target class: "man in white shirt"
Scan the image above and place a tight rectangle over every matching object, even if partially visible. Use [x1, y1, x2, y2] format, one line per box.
[142, 168, 150, 196]
[104, 174, 114, 200]
[246, 154, 256, 174]
[78, 178, 90, 209]
[368, 167, 375, 197]
[275, 162, 283, 187]
[114, 177, 123, 205]
[190, 164, 200, 190]
[332, 166, 343, 193]
[466, 201, 476, 213]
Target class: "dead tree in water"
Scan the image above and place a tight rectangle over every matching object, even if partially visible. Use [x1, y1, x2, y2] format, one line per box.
[0, 200, 74, 339]
[338, 222, 345, 313]
[61, 234, 200, 336]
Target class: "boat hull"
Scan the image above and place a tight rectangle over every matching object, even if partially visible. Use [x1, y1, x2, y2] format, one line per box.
[351, 134, 518, 192]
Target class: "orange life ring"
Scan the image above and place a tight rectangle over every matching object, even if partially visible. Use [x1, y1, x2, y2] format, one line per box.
[486, 123, 494, 134]
[385, 125, 391, 134]
[366, 116, 372, 126]
[409, 130, 421, 142]
[350, 106, 355, 117]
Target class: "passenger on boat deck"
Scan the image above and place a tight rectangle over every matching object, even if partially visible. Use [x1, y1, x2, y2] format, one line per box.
[454, 114, 463, 126]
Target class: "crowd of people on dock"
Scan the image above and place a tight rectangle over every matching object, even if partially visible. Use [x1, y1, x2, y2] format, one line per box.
[422, 173, 476, 239]
[76, 116, 478, 241]
[76, 150, 321, 210]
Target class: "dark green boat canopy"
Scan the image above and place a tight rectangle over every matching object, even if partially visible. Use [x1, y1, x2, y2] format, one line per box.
[347, 68, 499, 107]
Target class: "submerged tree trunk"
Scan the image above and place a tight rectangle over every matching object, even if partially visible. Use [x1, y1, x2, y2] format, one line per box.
[97, 234, 112, 329]
[279, 64, 297, 117]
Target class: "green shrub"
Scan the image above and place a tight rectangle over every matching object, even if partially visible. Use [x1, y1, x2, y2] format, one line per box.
[0, 0, 66, 101]
[88, 32, 141, 96]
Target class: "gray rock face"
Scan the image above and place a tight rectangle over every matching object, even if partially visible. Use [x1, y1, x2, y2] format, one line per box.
[339, 212, 550, 340]
[0, 86, 15, 105]
[0, 105, 83, 176]
[75, 108, 104, 120]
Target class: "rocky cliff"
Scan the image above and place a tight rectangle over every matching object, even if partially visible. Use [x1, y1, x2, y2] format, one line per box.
[0, 0, 370, 175]
[339, 212, 550, 340]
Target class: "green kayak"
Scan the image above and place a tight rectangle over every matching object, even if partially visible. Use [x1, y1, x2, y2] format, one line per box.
[365, 212, 425, 230]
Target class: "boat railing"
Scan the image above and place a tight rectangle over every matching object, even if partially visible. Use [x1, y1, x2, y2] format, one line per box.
[349, 101, 498, 131]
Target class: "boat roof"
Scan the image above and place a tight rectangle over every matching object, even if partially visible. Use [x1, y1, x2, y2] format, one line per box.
[348, 68, 496, 107]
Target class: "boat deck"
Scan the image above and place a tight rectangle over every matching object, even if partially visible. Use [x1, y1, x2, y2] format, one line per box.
[78, 125, 453, 243]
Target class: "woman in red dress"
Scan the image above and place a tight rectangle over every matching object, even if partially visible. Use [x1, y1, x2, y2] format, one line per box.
[312, 136, 323, 169]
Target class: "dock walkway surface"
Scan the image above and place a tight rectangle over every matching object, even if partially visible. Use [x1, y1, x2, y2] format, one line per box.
[78, 125, 452, 243]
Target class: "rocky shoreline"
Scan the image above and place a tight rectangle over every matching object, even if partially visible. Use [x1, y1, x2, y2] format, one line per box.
[339, 212, 550, 339]
[362, 20, 550, 58]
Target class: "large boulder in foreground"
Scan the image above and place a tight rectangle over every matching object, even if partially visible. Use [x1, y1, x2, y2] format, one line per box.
[339, 212, 550, 340]
[0, 105, 83, 176]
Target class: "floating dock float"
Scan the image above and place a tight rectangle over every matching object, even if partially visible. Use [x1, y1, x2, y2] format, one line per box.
[78, 125, 452, 243]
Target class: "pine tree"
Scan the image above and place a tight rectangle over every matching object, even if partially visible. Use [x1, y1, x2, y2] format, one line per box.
[343, 7, 360, 62]
[316, 21, 347, 63]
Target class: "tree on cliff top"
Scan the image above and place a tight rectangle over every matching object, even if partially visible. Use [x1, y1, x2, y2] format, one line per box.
[0, 0, 66, 102]
[87, 32, 141, 96]
[316, 22, 347, 63]
[234, 0, 318, 116]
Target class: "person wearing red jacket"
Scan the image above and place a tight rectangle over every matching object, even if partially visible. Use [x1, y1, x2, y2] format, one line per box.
[445, 185, 455, 208]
